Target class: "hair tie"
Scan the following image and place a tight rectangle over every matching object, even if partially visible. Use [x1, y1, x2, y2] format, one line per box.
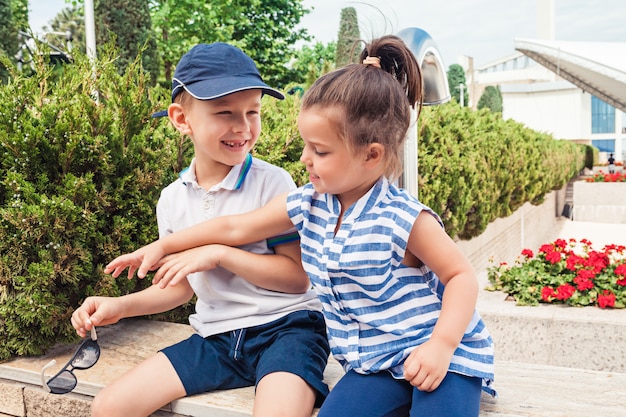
[362, 56, 381, 68]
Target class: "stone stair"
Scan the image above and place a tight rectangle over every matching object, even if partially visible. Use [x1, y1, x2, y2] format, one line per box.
[1, 312, 625, 417]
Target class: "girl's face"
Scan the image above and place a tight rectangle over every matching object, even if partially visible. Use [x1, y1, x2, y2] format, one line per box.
[298, 107, 383, 208]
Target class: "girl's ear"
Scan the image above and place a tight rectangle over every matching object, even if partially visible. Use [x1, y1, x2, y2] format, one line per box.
[168, 103, 192, 135]
[364, 143, 385, 166]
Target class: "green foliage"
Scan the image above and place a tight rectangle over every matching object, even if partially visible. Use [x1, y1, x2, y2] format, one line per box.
[1, 0, 19, 80]
[0, 45, 180, 359]
[335, 7, 360, 68]
[417, 102, 586, 239]
[447, 64, 468, 106]
[9, 0, 28, 32]
[254, 94, 308, 186]
[149, 0, 310, 88]
[95, 0, 160, 84]
[477, 85, 503, 112]
[290, 42, 336, 89]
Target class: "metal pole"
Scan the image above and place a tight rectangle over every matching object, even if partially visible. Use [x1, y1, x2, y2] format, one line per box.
[84, 0, 97, 62]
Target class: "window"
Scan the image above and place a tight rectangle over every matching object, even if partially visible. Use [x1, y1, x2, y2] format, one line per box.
[591, 96, 615, 134]
[592, 139, 615, 153]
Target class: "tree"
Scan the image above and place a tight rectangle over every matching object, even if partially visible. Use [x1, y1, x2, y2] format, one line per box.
[477, 85, 503, 113]
[43, 6, 85, 56]
[95, 0, 160, 84]
[1, 0, 19, 71]
[335, 7, 360, 68]
[447, 64, 468, 106]
[291, 41, 336, 88]
[150, 0, 310, 88]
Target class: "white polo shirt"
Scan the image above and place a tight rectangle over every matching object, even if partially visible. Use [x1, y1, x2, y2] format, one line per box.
[157, 154, 322, 337]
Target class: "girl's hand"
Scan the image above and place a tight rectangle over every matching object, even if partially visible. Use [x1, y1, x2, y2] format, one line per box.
[104, 241, 166, 279]
[403, 339, 455, 392]
[152, 245, 224, 288]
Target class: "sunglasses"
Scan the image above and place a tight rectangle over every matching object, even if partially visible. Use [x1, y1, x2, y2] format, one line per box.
[41, 327, 100, 394]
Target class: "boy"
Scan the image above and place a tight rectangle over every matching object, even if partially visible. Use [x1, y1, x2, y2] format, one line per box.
[71, 43, 329, 417]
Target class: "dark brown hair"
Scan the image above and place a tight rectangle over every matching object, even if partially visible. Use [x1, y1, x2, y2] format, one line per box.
[301, 35, 423, 180]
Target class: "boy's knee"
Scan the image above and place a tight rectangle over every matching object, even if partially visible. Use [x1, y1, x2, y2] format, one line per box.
[91, 390, 122, 417]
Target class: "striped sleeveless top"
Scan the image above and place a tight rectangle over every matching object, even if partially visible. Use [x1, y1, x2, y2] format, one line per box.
[286, 177, 495, 395]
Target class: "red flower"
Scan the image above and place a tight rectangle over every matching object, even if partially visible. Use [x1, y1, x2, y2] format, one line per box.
[555, 283, 575, 300]
[538, 244, 553, 254]
[521, 249, 534, 258]
[597, 290, 616, 308]
[545, 250, 562, 264]
[617, 277, 626, 286]
[574, 275, 594, 291]
[541, 286, 555, 302]
[615, 263, 626, 278]
[554, 239, 567, 249]
[565, 254, 585, 271]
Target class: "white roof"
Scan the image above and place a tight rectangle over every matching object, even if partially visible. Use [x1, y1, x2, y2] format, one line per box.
[514, 38, 626, 112]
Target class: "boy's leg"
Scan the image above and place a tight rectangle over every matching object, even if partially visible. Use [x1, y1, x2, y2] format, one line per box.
[91, 352, 185, 417]
[251, 310, 330, 417]
[254, 372, 316, 417]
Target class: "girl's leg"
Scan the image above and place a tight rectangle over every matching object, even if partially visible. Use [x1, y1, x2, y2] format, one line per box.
[317, 370, 413, 417]
[91, 352, 186, 417]
[409, 372, 482, 417]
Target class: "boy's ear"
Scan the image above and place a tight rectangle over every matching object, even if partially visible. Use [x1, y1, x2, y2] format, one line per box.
[168, 103, 192, 135]
[364, 143, 384, 166]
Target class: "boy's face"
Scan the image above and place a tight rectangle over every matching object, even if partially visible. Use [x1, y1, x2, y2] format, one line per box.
[178, 89, 263, 167]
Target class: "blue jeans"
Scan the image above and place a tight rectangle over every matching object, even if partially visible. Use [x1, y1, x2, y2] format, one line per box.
[317, 369, 482, 417]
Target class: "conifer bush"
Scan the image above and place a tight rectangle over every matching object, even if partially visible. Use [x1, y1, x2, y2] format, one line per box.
[0, 46, 181, 359]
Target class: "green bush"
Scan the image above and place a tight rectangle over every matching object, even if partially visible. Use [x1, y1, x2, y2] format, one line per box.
[0, 46, 186, 359]
[417, 102, 586, 239]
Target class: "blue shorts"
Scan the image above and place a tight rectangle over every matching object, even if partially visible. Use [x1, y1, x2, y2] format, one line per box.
[161, 310, 330, 406]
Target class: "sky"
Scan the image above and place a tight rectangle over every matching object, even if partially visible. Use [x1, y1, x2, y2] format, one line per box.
[28, 0, 626, 68]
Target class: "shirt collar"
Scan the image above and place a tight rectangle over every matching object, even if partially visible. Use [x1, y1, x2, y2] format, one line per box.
[327, 177, 388, 220]
[179, 153, 253, 190]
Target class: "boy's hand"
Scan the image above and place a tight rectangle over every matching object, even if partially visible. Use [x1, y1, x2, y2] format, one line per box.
[71, 296, 123, 338]
[403, 339, 455, 392]
[104, 241, 166, 279]
[152, 245, 224, 288]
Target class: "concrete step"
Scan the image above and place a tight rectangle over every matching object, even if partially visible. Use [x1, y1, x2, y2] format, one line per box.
[1, 318, 625, 417]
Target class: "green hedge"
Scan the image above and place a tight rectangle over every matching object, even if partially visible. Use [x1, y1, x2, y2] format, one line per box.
[0, 49, 588, 360]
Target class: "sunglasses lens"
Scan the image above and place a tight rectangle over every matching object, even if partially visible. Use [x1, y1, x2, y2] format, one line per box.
[47, 370, 77, 394]
[71, 340, 100, 369]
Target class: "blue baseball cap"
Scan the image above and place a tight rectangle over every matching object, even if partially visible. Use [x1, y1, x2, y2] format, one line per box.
[152, 43, 284, 118]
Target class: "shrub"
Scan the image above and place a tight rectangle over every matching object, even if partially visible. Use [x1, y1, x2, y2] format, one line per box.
[0, 45, 184, 359]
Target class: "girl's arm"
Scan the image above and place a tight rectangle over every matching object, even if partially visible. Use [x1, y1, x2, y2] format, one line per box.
[104, 192, 293, 280]
[150, 241, 310, 293]
[403, 211, 478, 391]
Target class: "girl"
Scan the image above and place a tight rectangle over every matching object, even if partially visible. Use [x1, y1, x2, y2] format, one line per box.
[104, 35, 495, 417]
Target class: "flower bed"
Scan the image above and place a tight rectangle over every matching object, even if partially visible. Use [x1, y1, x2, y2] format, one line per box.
[487, 238, 626, 308]
[586, 170, 626, 182]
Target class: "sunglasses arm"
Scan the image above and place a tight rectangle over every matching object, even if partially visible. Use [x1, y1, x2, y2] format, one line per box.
[40, 359, 57, 393]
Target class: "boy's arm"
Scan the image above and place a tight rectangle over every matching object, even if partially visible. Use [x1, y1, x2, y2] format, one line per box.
[150, 240, 310, 293]
[104, 192, 293, 279]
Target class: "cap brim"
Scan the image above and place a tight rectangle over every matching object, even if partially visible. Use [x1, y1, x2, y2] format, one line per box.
[182, 77, 285, 101]
[151, 110, 168, 118]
